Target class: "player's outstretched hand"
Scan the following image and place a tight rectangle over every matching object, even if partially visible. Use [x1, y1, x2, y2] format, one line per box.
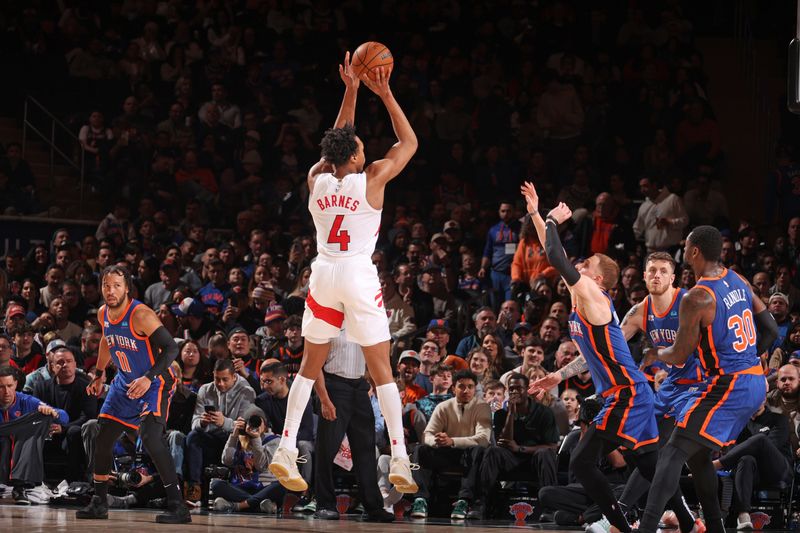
[126, 376, 152, 399]
[339, 51, 360, 91]
[528, 372, 562, 399]
[360, 67, 391, 98]
[520, 181, 540, 215]
[547, 202, 573, 225]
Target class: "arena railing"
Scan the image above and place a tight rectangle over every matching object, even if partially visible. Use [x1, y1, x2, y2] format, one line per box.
[22, 96, 87, 218]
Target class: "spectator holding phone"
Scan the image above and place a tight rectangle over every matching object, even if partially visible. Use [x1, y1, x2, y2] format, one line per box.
[184, 358, 255, 503]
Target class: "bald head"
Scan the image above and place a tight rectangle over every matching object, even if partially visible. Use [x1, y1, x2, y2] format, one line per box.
[777, 364, 800, 398]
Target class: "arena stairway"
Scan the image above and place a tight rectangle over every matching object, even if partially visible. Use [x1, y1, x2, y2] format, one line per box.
[0, 116, 104, 220]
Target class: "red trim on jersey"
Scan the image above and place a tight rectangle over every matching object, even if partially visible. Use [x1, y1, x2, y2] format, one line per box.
[306, 291, 344, 328]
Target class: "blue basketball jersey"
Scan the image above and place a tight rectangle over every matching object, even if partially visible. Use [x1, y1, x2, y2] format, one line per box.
[103, 299, 156, 383]
[694, 268, 760, 375]
[643, 289, 703, 384]
[569, 295, 648, 396]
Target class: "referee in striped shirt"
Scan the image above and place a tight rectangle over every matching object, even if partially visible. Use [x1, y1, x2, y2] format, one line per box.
[312, 329, 395, 522]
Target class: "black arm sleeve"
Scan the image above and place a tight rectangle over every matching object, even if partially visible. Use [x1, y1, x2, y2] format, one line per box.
[544, 219, 581, 286]
[754, 308, 779, 355]
[145, 326, 180, 381]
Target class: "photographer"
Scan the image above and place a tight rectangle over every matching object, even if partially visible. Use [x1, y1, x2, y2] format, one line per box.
[210, 406, 284, 514]
[105, 437, 167, 510]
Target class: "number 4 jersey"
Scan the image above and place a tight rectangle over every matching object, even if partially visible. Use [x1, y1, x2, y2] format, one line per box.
[310, 172, 381, 259]
[694, 268, 760, 375]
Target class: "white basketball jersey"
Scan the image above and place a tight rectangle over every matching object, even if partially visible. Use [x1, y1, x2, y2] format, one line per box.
[309, 172, 381, 259]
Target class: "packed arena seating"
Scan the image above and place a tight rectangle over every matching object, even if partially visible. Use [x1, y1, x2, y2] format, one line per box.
[0, 0, 799, 527]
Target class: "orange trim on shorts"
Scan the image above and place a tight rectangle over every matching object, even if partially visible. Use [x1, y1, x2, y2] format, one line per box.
[677, 375, 719, 430]
[306, 291, 344, 328]
[597, 388, 619, 431]
[99, 413, 139, 430]
[698, 374, 739, 447]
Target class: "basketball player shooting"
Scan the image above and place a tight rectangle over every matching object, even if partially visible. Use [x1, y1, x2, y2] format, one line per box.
[268, 52, 418, 493]
[76, 266, 189, 524]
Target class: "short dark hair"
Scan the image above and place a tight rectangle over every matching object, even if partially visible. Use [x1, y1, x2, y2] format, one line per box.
[453, 369, 478, 385]
[524, 337, 546, 349]
[507, 372, 530, 388]
[483, 379, 504, 391]
[429, 363, 453, 378]
[320, 123, 358, 166]
[213, 358, 235, 374]
[0, 366, 18, 380]
[645, 251, 676, 271]
[259, 361, 288, 377]
[101, 265, 133, 296]
[688, 225, 723, 262]
[284, 315, 302, 330]
[10, 323, 34, 337]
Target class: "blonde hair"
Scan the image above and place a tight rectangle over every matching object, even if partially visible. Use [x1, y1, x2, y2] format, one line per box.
[594, 254, 620, 291]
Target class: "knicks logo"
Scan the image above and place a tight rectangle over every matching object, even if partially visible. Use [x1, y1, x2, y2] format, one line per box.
[336, 494, 350, 515]
[509, 502, 533, 525]
[751, 512, 771, 530]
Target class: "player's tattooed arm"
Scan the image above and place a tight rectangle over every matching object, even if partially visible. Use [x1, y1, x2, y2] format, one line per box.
[557, 355, 589, 381]
[620, 301, 644, 342]
[659, 287, 711, 365]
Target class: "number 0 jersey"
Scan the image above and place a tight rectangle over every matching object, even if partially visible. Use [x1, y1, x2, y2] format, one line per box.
[309, 172, 381, 259]
[694, 268, 760, 375]
[103, 299, 156, 384]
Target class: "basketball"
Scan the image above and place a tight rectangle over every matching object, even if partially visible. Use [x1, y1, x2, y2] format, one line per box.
[352, 41, 393, 81]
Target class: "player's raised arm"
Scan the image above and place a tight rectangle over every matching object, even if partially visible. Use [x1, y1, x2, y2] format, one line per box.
[361, 67, 417, 185]
[658, 287, 712, 365]
[333, 51, 359, 129]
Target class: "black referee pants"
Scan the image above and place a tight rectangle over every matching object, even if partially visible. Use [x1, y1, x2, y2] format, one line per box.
[314, 372, 383, 513]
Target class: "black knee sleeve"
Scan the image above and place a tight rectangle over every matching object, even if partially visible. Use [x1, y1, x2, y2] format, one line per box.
[139, 415, 178, 486]
[94, 419, 126, 475]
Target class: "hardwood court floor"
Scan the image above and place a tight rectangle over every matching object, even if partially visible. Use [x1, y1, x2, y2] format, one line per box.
[0, 503, 578, 532]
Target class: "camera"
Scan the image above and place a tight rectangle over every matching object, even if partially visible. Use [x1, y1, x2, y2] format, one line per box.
[246, 414, 262, 432]
[204, 465, 230, 480]
[116, 471, 142, 487]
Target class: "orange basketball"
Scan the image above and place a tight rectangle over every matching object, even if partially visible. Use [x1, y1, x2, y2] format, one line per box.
[352, 41, 393, 81]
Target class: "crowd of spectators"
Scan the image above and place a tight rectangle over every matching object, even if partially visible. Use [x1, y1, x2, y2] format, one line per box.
[0, 0, 799, 525]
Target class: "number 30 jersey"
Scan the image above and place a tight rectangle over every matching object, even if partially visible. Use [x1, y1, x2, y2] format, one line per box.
[693, 268, 760, 375]
[309, 172, 381, 259]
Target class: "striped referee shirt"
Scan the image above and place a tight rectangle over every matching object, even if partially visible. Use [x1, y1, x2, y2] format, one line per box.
[323, 329, 366, 379]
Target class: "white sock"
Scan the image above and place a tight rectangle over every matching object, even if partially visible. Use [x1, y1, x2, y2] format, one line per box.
[738, 512, 751, 524]
[375, 383, 408, 459]
[278, 374, 315, 452]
